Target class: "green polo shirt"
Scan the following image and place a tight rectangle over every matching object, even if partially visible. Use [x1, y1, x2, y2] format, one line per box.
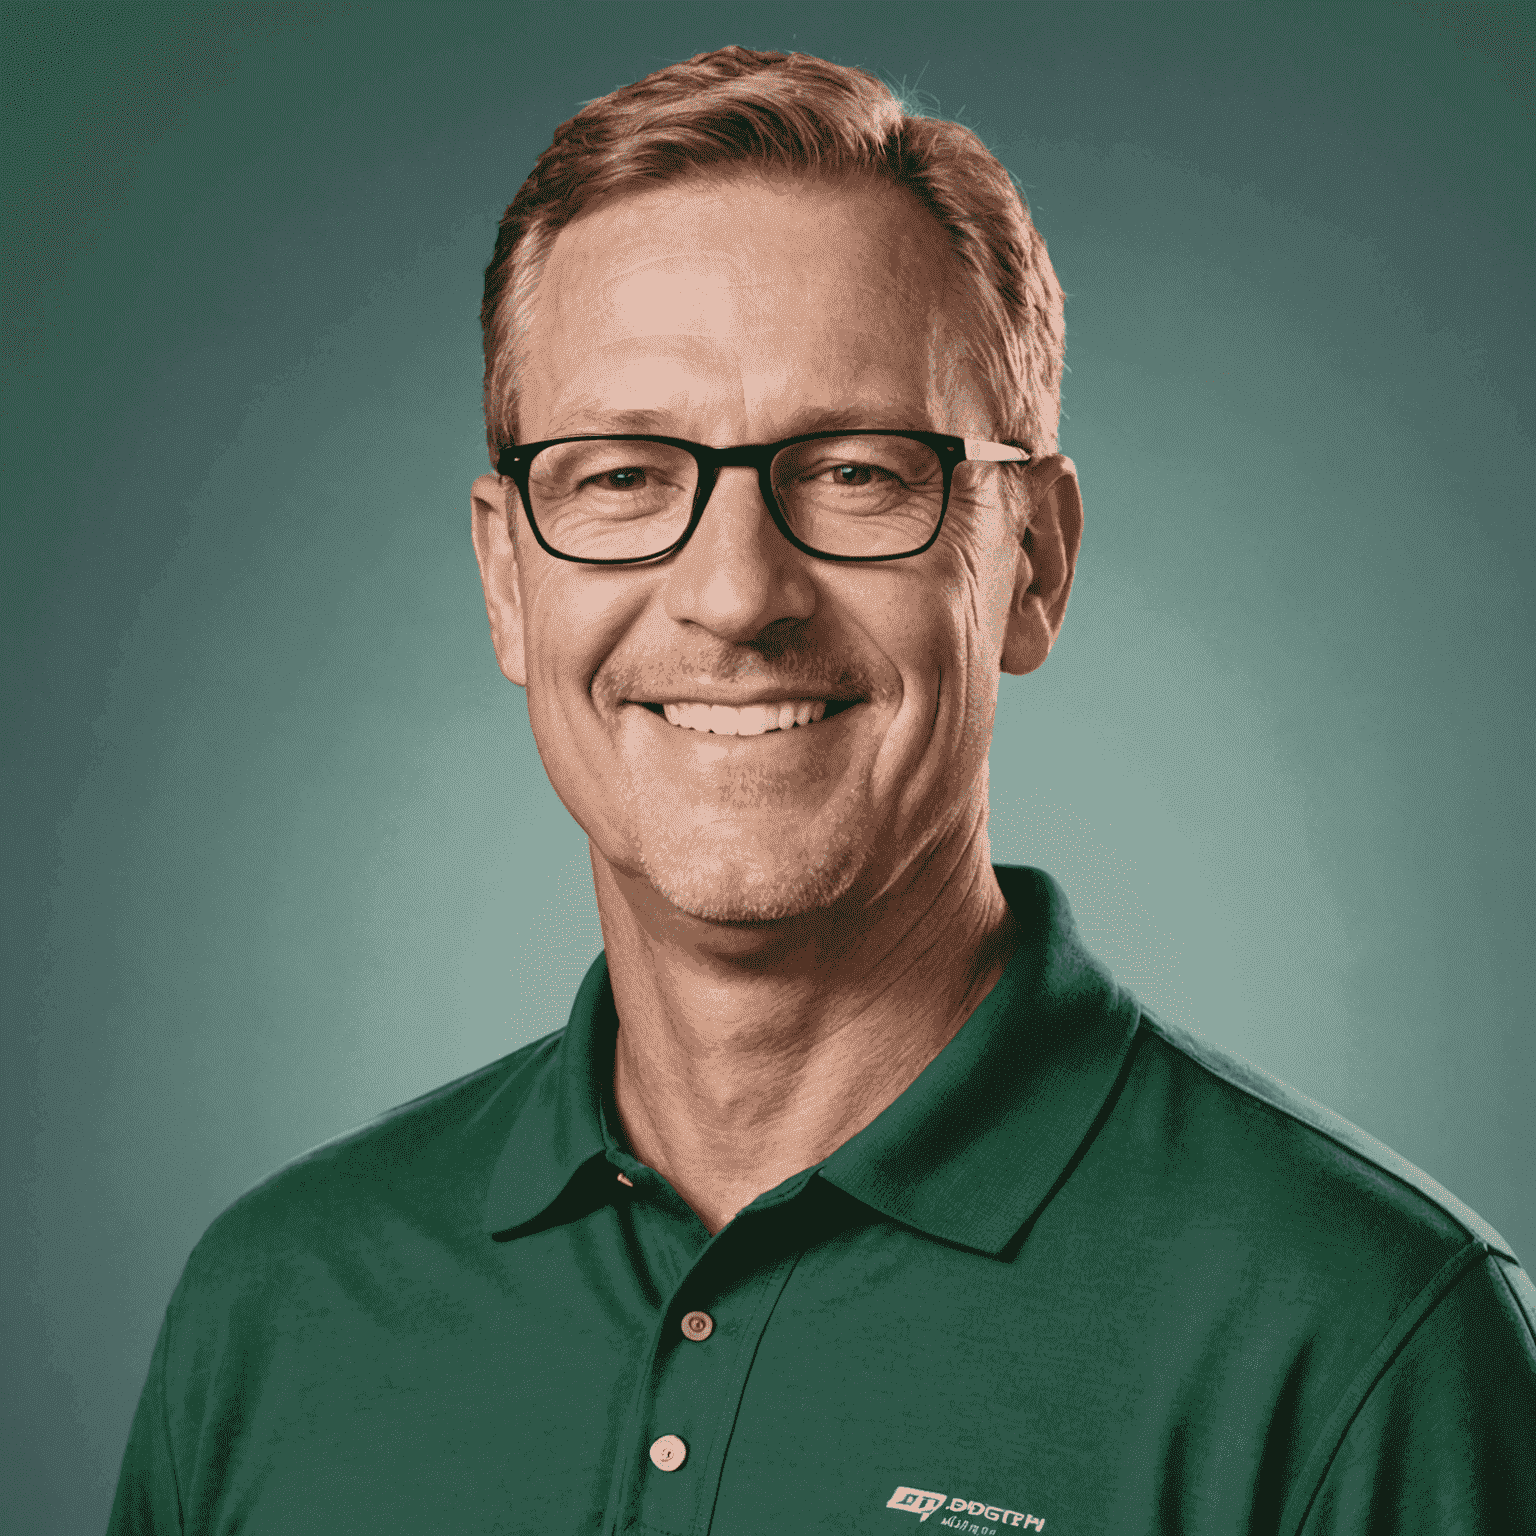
[108, 866, 1536, 1535]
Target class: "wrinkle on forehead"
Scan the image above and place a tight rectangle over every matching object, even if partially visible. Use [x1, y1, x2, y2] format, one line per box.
[540, 345, 734, 440]
[551, 168, 948, 308]
[521, 171, 990, 443]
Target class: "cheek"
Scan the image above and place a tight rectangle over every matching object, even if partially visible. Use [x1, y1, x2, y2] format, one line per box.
[951, 489, 1020, 613]
[517, 575, 643, 838]
[519, 572, 646, 786]
[921, 534, 1015, 750]
[524, 569, 631, 693]
[856, 566, 990, 747]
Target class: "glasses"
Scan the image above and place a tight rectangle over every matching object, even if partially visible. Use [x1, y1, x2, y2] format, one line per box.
[495, 430, 1031, 565]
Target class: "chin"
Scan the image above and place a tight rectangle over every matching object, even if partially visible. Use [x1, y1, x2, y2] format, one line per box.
[631, 811, 874, 925]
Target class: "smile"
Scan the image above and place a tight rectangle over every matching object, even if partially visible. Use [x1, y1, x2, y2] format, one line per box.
[648, 700, 853, 736]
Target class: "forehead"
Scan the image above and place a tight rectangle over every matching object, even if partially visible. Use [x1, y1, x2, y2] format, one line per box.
[518, 172, 987, 441]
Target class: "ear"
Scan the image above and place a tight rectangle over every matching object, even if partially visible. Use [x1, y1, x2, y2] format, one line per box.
[471, 473, 527, 687]
[1000, 454, 1083, 676]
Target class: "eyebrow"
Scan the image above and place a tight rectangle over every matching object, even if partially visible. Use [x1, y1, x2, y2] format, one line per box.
[546, 406, 674, 436]
[542, 403, 930, 441]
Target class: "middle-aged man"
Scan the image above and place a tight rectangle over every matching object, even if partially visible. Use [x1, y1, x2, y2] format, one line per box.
[109, 46, 1535, 1536]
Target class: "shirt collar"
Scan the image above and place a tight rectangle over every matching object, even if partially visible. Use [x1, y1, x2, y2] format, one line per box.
[819, 866, 1141, 1253]
[483, 866, 1141, 1253]
[483, 954, 615, 1239]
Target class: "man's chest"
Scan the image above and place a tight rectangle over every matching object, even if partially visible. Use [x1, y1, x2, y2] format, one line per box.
[174, 1208, 1342, 1536]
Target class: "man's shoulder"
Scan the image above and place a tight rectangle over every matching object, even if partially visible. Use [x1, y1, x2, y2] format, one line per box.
[1120, 1010, 1516, 1268]
[175, 1027, 565, 1302]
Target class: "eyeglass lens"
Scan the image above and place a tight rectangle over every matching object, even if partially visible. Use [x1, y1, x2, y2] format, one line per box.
[525, 435, 946, 561]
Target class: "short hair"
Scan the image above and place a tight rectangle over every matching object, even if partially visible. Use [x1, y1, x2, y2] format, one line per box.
[481, 45, 1065, 461]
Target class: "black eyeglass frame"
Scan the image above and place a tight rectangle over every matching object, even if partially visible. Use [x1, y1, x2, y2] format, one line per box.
[495, 429, 1031, 566]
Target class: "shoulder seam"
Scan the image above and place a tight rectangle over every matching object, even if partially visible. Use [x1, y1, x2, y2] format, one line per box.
[1492, 1255, 1536, 1353]
[1138, 1012, 1513, 1260]
[273, 1028, 565, 1173]
[1282, 1241, 1490, 1536]
[194, 1027, 567, 1232]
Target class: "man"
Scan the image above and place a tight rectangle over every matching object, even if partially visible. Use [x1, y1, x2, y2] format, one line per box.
[109, 45, 1534, 1535]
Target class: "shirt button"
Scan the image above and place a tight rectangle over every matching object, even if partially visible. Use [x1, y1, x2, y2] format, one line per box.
[649, 1434, 688, 1472]
[680, 1310, 714, 1342]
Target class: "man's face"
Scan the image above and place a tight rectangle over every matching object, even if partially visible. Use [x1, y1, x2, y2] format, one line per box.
[474, 172, 1072, 926]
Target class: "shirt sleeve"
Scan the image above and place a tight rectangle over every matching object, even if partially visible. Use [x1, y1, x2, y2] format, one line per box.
[105, 1301, 184, 1536]
[1297, 1249, 1536, 1535]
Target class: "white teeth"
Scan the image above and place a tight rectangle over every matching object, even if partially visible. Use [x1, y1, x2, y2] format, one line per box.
[655, 699, 836, 735]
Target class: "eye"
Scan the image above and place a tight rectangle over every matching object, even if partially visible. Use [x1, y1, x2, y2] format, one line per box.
[596, 467, 646, 489]
[821, 461, 901, 488]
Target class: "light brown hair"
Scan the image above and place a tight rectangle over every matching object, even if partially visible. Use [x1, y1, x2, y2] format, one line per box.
[481, 45, 1065, 459]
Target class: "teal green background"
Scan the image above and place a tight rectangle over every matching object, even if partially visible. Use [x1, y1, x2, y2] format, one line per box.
[4, 3, 1531, 1527]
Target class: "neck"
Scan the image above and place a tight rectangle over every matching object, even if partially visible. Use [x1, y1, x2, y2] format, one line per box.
[598, 817, 1017, 1234]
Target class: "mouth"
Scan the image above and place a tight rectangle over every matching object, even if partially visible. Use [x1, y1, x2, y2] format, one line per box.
[636, 698, 860, 736]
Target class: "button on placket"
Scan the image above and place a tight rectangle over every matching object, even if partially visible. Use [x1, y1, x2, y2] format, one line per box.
[649, 1434, 688, 1472]
[680, 1309, 714, 1342]
[624, 1297, 732, 1528]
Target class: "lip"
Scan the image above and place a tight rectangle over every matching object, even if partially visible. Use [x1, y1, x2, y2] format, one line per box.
[622, 698, 864, 742]
[630, 699, 861, 718]
[626, 690, 864, 709]
[627, 698, 863, 746]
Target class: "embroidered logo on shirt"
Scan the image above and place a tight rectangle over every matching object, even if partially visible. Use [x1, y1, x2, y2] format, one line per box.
[887, 1487, 947, 1521]
[886, 1485, 1045, 1531]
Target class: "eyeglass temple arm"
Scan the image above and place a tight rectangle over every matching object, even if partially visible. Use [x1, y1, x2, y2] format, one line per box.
[963, 439, 1031, 463]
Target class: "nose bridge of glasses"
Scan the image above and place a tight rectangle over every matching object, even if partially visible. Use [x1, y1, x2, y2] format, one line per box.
[696, 444, 782, 515]
[671, 461, 812, 611]
[692, 457, 784, 537]
[704, 442, 779, 471]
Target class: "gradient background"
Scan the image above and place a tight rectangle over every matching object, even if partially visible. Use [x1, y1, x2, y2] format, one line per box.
[5, 2, 1533, 1528]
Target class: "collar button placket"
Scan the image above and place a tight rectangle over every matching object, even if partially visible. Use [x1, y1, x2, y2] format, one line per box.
[612, 1214, 805, 1536]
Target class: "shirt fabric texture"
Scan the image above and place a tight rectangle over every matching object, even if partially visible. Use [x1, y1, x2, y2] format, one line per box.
[108, 866, 1536, 1534]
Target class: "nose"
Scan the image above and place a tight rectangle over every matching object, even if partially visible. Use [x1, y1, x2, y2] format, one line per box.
[661, 466, 816, 642]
